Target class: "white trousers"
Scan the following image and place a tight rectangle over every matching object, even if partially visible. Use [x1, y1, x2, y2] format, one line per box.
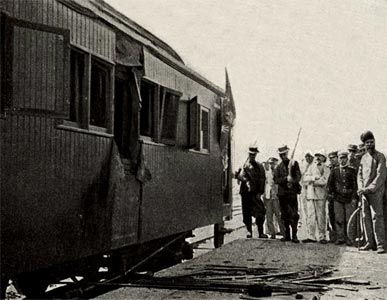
[305, 199, 327, 241]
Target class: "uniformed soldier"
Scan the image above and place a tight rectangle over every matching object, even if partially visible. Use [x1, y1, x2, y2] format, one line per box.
[236, 146, 267, 238]
[328, 151, 339, 170]
[273, 145, 302, 243]
[326, 151, 357, 245]
[348, 144, 359, 170]
[327, 151, 339, 242]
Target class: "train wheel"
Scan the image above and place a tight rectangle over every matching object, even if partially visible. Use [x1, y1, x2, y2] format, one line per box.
[13, 273, 48, 299]
[0, 277, 9, 300]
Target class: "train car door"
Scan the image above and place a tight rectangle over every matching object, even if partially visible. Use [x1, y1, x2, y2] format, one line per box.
[109, 66, 142, 249]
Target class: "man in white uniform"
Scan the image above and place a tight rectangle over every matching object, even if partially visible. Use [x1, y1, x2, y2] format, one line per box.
[302, 150, 330, 244]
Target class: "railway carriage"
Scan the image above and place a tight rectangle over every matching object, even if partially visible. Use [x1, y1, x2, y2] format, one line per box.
[0, 0, 235, 297]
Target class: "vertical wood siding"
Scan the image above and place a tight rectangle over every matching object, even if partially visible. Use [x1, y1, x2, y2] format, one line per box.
[12, 26, 66, 112]
[143, 49, 222, 155]
[140, 50, 225, 242]
[0, 115, 115, 274]
[140, 142, 223, 241]
[1, 0, 115, 61]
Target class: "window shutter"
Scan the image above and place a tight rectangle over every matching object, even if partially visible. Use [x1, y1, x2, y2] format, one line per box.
[188, 96, 199, 149]
[5, 17, 70, 117]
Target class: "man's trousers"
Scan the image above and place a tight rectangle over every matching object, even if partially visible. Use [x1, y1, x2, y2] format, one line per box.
[334, 200, 355, 242]
[264, 197, 284, 236]
[305, 199, 327, 241]
[363, 189, 385, 249]
[278, 194, 299, 239]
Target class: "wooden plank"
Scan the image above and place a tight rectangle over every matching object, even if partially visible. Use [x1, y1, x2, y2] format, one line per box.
[82, 12, 87, 49]
[74, 9, 80, 46]
[55, 32, 64, 113]
[102, 27, 107, 58]
[35, 30, 43, 110]
[81, 53, 91, 129]
[62, 3, 68, 30]
[47, 0, 53, 26]
[56, 0, 64, 29]
[47, 31, 55, 111]
[107, 64, 115, 133]
[296, 275, 354, 284]
[89, 19, 94, 54]
[26, 27, 34, 109]
[85, 15, 90, 50]
[42, 0, 49, 26]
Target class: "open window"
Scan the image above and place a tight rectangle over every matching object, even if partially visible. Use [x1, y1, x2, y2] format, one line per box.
[200, 107, 210, 151]
[159, 87, 180, 145]
[139, 80, 181, 145]
[90, 58, 109, 128]
[140, 79, 156, 137]
[68, 48, 113, 132]
[188, 97, 210, 152]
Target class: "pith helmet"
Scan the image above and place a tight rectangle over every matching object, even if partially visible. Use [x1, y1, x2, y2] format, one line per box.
[314, 149, 327, 158]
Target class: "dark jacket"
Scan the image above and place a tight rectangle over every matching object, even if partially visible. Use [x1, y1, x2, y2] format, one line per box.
[327, 165, 357, 203]
[238, 160, 266, 195]
[273, 159, 302, 196]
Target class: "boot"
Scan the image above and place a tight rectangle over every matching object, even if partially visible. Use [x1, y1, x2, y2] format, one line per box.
[257, 220, 268, 238]
[360, 243, 376, 251]
[281, 226, 291, 241]
[291, 225, 299, 243]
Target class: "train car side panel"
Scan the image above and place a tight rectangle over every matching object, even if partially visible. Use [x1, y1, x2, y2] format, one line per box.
[139, 49, 224, 242]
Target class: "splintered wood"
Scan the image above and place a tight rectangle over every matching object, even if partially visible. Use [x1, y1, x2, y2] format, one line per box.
[122, 264, 362, 296]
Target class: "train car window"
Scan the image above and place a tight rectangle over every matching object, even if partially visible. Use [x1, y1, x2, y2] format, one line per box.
[90, 58, 109, 128]
[159, 89, 180, 145]
[200, 107, 210, 151]
[188, 97, 210, 152]
[69, 49, 85, 123]
[188, 96, 199, 149]
[140, 80, 155, 137]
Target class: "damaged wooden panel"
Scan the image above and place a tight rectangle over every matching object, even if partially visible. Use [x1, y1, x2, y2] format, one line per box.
[109, 145, 141, 250]
[0, 115, 113, 275]
[139, 142, 223, 242]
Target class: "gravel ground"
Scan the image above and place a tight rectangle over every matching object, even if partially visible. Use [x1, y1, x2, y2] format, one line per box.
[96, 217, 387, 300]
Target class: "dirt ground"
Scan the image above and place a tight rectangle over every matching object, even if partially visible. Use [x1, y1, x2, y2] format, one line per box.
[96, 230, 387, 300]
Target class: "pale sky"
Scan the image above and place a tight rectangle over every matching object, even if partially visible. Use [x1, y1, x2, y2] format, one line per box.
[106, 0, 387, 166]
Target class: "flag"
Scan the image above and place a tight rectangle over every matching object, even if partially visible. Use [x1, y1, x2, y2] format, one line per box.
[225, 68, 236, 121]
[220, 68, 236, 170]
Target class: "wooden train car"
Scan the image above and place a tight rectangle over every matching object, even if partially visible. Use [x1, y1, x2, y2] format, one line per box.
[0, 0, 235, 297]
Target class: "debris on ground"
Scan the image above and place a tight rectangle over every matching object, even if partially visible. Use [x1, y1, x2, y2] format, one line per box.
[105, 262, 376, 297]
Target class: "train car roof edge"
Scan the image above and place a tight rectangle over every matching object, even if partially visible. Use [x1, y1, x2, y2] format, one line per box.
[59, 0, 226, 96]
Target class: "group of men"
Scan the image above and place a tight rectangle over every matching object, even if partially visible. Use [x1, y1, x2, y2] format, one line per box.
[235, 130, 387, 254]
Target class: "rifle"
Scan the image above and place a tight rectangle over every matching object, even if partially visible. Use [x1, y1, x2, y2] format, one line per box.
[288, 128, 302, 177]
